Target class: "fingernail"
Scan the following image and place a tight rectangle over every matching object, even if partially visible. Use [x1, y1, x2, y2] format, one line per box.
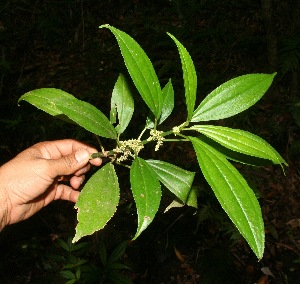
[75, 150, 89, 163]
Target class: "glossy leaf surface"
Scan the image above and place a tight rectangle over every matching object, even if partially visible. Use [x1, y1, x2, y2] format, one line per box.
[190, 125, 286, 165]
[168, 33, 197, 121]
[111, 74, 134, 134]
[190, 136, 264, 259]
[146, 159, 195, 203]
[130, 157, 161, 239]
[19, 88, 117, 139]
[73, 163, 120, 243]
[100, 24, 163, 119]
[192, 73, 276, 122]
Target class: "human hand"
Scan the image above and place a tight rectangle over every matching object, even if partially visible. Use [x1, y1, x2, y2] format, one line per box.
[0, 139, 102, 229]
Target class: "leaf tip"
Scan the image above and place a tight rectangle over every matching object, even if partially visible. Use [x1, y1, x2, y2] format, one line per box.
[72, 233, 81, 244]
[99, 24, 110, 29]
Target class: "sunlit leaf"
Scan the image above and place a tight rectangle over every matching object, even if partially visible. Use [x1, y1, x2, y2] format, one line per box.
[111, 74, 134, 134]
[100, 24, 163, 119]
[73, 163, 120, 243]
[130, 157, 161, 239]
[190, 125, 287, 165]
[190, 136, 264, 259]
[19, 88, 117, 139]
[168, 33, 197, 121]
[146, 159, 195, 203]
[192, 73, 276, 122]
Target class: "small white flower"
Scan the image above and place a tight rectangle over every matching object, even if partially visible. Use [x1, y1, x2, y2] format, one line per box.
[147, 129, 164, 151]
[172, 126, 180, 136]
[115, 139, 144, 162]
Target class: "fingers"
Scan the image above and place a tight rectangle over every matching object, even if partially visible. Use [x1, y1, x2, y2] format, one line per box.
[48, 149, 91, 178]
[35, 140, 102, 178]
[70, 175, 85, 189]
[54, 184, 80, 203]
[89, 157, 102, 167]
[74, 165, 90, 176]
[37, 139, 98, 158]
[34, 139, 101, 161]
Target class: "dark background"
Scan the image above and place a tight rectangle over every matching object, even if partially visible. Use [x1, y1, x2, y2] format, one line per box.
[0, 0, 300, 283]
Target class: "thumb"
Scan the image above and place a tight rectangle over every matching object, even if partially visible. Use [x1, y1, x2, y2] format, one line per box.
[49, 149, 90, 177]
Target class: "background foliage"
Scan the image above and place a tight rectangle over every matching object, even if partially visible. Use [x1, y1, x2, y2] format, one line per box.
[0, 0, 300, 283]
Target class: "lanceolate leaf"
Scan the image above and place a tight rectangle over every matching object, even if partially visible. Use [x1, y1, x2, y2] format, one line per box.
[192, 73, 276, 122]
[19, 88, 75, 116]
[130, 157, 161, 239]
[100, 24, 163, 119]
[197, 135, 275, 167]
[190, 125, 287, 165]
[19, 88, 117, 139]
[189, 136, 265, 259]
[168, 33, 197, 121]
[145, 80, 174, 129]
[159, 79, 174, 125]
[57, 100, 117, 139]
[73, 163, 120, 243]
[146, 159, 195, 203]
[111, 74, 134, 134]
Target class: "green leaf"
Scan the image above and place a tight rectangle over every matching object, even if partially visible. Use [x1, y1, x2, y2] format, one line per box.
[19, 88, 74, 116]
[190, 136, 265, 259]
[130, 157, 161, 239]
[186, 186, 198, 208]
[145, 79, 174, 128]
[159, 79, 174, 124]
[195, 135, 274, 167]
[65, 280, 77, 284]
[146, 159, 195, 203]
[190, 125, 287, 165]
[192, 73, 276, 122]
[56, 238, 69, 252]
[60, 270, 76, 280]
[168, 33, 197, 121]
[73, 163, 120, 243]
[75, 268, 81, 280]
[107, 241, 128, 267]
[19, 88, 117, 139]
[100, 24, 163, 119]
[99, 239, 107, 266]
[57, 100, 117, 139]
[107, 272, 134, 284]
[111, 74, 134, 134]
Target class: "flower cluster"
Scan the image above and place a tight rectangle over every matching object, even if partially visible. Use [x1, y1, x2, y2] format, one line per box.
[172, 126, 181, 135]
[114, 139, 144, 162]
[147, 129, 165, 151]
